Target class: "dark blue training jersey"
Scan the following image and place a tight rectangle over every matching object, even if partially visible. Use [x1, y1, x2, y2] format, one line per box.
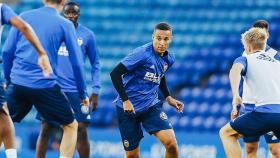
[56, 24, 100, 94]
[2, 6, 88, 99]
[115, 42, 175, 112]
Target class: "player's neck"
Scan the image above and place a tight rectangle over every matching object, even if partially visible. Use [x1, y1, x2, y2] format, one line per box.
[45, 3, 63, 13]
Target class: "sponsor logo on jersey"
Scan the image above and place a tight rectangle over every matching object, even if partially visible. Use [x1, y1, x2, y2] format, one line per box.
[256, 54, 275, 62]
[144, 72, 162, 84]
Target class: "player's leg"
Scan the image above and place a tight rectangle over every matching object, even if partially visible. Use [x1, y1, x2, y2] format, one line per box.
[154, 129, 179, 158]
[0, 105, 17, 158]
[5, 84, 34, 158]
[141, 103, 177, 158]
[76, 122, 90, 158]
[263, 132, 280, 158]
[65, 92, 91, 158]
[242, 136, 260, 158]
[60, 120, 78, 157]
[268, 143, 280, 158]
[115, 106, 143, 158]
[220, 111, 272, 158]
[30, 85, 78, 158]
[35, 120, 54, 158]
[244, 142, 259, 158]
[219, 123, 242, 158]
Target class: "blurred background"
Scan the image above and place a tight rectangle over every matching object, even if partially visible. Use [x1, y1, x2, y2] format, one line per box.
[1, 0, 280, 157]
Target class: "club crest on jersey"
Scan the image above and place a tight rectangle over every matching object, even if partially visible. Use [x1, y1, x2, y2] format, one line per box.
[77, 38, 83, 46]
[160, 112, 168, 120]
[123, 140, 129, 148]
[163, 64, 168, 72]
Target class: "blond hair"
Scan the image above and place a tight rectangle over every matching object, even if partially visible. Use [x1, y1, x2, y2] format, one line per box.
[241, 27, 268, 50]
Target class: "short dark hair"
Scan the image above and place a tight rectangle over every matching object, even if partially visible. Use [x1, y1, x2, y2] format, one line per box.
[45, 0, 63, 4]
[154, 22, 172, 31]
[65, 1, 80, 8]
[252, 20, 269, 30]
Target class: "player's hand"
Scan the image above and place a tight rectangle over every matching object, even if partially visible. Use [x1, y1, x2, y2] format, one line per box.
[231, 95, 244, 119]
[123, 100, 135, 114]
[89, 93, 98, 111]
[166, 96, 184, 113]
[82, 97, 90, 106]
[38, 54, 53, 77]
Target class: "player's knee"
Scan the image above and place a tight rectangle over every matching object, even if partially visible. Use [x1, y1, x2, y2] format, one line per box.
[245, 145, 258, 155]
[269, 145, 280, 156]
[164, 139, 179, 154]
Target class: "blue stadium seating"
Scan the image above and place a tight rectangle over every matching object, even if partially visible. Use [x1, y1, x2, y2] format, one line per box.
[13, 0, 280, 133]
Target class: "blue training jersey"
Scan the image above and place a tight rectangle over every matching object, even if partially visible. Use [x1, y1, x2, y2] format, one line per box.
[56, 24, 100, 94]
[2, 6, 88, 99]
[115, 42, 175, 112]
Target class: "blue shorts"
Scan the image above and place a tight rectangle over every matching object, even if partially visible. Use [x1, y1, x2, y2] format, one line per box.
[230, 111, 280, 141]
[240, 104, 280, 143]
[116, 102, 172, 151]
[36, 92, 91, 126]
[6, 84, 74, 125]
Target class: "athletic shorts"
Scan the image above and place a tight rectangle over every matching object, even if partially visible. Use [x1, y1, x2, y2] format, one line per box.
[230, 111, 280, 141]
[116, 102, 172, 151]
[6, 84, 74, 125]
[36, 92, 91, 126]
[240, 104, 280, 143]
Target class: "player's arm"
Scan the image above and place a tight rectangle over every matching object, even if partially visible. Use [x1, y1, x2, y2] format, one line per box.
[86, 32, 100, 111]
[63, 22, 88, 105]
[159, 76, 184, 113]
[2, 4, 52, 76]
[2, 27, 18, 84]
[110, 63, 135, 114]
[110, 63, 129, 101]
[229, 57, 246, 117]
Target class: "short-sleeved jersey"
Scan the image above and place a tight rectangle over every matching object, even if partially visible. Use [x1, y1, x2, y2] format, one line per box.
[115, 43, 175, 112]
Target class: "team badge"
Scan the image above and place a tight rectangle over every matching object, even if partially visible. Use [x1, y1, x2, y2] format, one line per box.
[163, 64, 168, 72]
[160, 112, 168, 120]
[77, 38, 83, 46]
[123, 140, 130, 148]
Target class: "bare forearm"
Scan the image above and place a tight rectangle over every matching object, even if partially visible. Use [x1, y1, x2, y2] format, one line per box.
[229, 68, 241, 97]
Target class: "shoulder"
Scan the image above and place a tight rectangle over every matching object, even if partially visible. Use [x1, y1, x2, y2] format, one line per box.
[135, 42, 153, 56]
[234, 56, 247, 65]
[167, 51, 175, 63]
[79, 24, 95, 39]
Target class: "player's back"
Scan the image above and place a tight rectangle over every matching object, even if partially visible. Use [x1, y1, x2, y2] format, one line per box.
[10, 6, 78, 88]
[245, 50, 280, 106]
